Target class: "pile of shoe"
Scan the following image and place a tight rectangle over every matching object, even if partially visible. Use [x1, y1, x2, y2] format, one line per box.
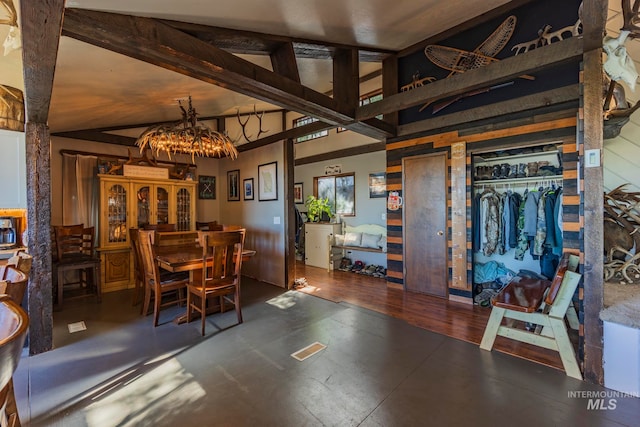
[294, 277, 308, 289]
[474, 160, 561, 181]
[350, 260, 365, 273]
[355, 264, 387, 278]
[338, 257, 352, 271]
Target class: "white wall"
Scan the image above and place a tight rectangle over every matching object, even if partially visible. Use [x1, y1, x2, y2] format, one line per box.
[218, 140, 286, 287]
[604, 111, 640, 193]
[294, 150, 387, 267]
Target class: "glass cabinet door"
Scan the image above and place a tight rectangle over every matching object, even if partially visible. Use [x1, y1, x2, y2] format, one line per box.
[156, 185, 170, 224]
[107, 183, 128, 244]
[176, 187, 192, 231]
[136, 185, 150, 228]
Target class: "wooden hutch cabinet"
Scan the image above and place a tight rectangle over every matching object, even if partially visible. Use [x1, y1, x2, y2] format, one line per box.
[98, 174, 197, 292]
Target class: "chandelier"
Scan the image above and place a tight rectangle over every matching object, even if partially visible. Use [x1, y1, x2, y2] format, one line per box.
[136, 96, 238, 161]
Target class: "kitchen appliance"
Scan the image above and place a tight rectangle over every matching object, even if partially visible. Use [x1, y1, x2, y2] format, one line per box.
[0, 216, 19, 249]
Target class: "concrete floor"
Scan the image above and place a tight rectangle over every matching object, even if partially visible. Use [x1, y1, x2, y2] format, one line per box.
[13, 278, 640, 426]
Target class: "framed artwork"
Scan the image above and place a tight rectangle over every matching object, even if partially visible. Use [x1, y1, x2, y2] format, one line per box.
[243, 178, 254, 200]
[198, 175, 216, 200]
[294, 182, 304, 204]
[258, 161, 278, 201]
[227, 169, 240, 201]
[368, 172, 386, 198]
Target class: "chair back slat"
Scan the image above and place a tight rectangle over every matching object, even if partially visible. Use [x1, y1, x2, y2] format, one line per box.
[142, 223, 177, 232]
[544, 252, 580, 306]
[199, 230, 245, 286]
[138, 230, 161, 288]
[155, 231, 199, 247]
[129, 228, 144, 282]
[54, 225, 96, 260]
[0, 266, 28, 306]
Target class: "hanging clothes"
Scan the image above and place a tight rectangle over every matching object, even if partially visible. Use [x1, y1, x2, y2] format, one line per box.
[480, 189, 501, 256]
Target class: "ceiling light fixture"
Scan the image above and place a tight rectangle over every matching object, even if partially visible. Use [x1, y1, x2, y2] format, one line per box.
[136, 96, 238, 162]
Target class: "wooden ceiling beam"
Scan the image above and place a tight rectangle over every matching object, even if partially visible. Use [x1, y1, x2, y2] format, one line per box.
[270, 42, 301, 83]
[333, 48, 359, 116]
[53, 130, 137, 146]
[160, 19, 393, 62]
[62, 9, 393, 141]
[21, 0, 65, 123]
[357, 36, 584, 121]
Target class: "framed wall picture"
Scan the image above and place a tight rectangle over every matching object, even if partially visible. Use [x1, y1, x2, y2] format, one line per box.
[243, 178, 254, 200]
[294, 182, 304, 204]
[198, 175, 216, 200]
[258, 161, 278, 201]
[227, 169, 240, 201]
[369, 172, 386, 198]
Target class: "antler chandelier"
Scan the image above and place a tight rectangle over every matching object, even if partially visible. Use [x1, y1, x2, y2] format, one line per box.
[136, 96, 238, 161]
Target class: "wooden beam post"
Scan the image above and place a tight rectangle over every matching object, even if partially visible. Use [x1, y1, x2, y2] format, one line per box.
[284, 137, 296, 289]
[581, 0, 607, 385]
[24, 123, 53, 354]
[20, 0, 65, 354]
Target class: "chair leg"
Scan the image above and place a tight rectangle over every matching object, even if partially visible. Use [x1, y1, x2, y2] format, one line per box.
[186, 288, 193, 323]
[566, 300, 580, 330]
[94, 265, 102, 303]
[480, 307, 506, 351]
[57, 269, 64, 310]
[549, 316, 582, 379]
[235, 288, 243, 324]
[142, 284, 151, 316]
[201, 291, 206, 336]
[153, 289, 161, 327]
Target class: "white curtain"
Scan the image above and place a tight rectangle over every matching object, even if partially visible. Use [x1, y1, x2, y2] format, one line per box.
[62, 154, 98, 229]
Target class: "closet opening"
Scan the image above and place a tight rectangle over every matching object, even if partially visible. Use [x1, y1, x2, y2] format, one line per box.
[471, 141, 565, 306]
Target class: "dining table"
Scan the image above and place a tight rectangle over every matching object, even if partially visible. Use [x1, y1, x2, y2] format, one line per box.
[155, 243, 256, 324]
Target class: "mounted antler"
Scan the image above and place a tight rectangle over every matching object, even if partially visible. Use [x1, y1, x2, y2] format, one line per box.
[236, 108, 252, 142]
[0, 0, 17, 27]
[622, 0, 640, 36]
[254, 104, 268, 140]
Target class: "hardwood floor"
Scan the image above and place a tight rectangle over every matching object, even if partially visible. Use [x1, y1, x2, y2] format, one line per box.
[295, 262, 577, 372]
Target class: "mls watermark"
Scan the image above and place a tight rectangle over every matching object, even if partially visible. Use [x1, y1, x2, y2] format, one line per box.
[568, 390, 640, 410]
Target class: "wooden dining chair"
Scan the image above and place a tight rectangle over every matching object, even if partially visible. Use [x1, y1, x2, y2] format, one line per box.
[222, 224, 243, 231]
[0, 295, 29, 427]
[207, 221, 223, 231]
[53, 224, 101, 310]
[138, 230, 188, 326]
[0, 266, 28, 308]
[188, 229, 245, 335]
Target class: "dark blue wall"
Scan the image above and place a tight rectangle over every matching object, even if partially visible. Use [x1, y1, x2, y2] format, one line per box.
[398, 0, 583, 124]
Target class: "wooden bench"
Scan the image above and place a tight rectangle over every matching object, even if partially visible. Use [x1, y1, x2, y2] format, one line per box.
[479, 252, 583, 379]
[328, 223, 386, 271]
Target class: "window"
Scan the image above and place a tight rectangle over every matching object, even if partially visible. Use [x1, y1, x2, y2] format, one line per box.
[314, 173, 355, 216]
[293, 116, 328, 143]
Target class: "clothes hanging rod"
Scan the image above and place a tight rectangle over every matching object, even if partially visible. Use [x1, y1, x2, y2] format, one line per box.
[473, 175, 562, 186]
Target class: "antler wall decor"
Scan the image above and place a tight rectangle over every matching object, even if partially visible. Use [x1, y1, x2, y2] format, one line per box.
[235, 105, 269, 143]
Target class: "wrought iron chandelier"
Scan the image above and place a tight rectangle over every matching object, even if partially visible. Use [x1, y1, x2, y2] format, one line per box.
[136, 96, 238, 161]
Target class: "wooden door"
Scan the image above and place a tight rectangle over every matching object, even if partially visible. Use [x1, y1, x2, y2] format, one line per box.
[403, 153, 448, 297]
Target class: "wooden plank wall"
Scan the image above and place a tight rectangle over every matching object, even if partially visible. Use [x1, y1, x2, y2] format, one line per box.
[385, 110, 580, 298]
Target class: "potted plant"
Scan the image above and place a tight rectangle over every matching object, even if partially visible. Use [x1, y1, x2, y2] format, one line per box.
[305, 195, 333, 222]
